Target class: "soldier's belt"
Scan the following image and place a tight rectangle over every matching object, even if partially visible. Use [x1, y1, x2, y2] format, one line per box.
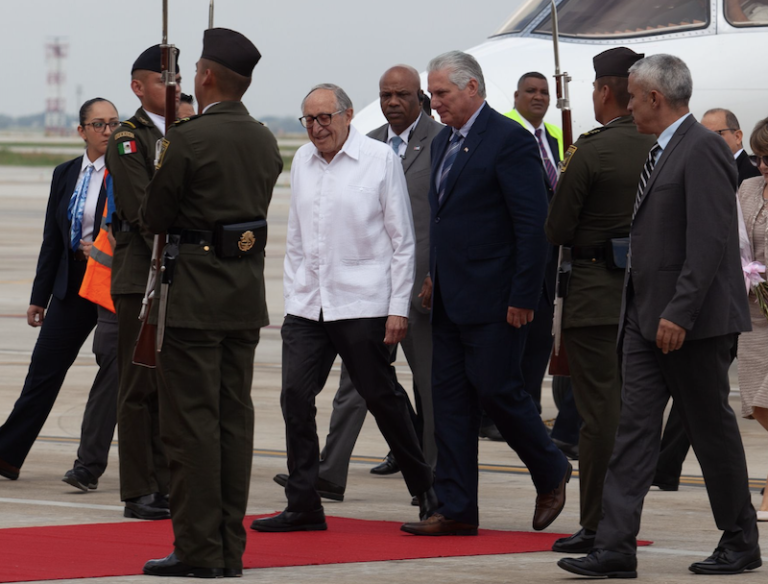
[572, 238, 629, 270]
[571, 245, 606, 262]
[169, 219, 267, 259]
[115, 218, 139, 233]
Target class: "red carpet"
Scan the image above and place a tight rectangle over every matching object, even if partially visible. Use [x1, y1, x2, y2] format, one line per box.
[0, 515, 651, 582]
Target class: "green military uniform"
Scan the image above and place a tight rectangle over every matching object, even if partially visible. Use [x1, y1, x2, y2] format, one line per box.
[105, 107, 169, 503]
[140, 101, 282, 570]
[545, 115, 656, 531]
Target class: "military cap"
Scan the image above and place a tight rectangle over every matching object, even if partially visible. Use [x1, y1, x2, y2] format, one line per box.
[201, 28, 261, 78]
[131, 44, 181, 74]
[593, 47, 644, 79]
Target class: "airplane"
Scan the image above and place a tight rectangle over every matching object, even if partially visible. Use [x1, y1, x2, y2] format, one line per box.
[353, 0, 768, 148]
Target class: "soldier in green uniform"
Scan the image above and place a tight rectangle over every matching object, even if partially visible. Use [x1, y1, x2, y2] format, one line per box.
[140, 28, 282, 578]
[545, 47, 656, 554]
[105, 45, 180, 520]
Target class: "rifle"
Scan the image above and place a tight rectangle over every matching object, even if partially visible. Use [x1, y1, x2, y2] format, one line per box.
[548, 0, 573, 376]
[132, 0, 178, 367]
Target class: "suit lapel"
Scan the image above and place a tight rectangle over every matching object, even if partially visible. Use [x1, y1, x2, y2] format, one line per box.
[437, 105, 490, 210]
[546, 130, 560, 165]
[430, 126, 452, 209]
[402, 115, 429, 174]
[639, 115, 694, 210]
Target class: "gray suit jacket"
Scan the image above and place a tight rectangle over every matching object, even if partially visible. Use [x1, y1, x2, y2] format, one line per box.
[368, 114, 443, 314]
[621, 114, 751, 342]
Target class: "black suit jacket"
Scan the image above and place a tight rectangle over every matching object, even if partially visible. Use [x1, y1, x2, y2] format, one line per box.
[429, 104, 549, 324]
[736, 149, 761, 186]
[30, 156, 107, 307]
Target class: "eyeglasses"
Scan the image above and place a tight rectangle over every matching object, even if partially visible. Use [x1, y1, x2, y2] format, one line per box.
[713, 128, 736, 136]
[754, 155, 768, 167]
[299, 110, 343, 129]
[84, 120, 120, 133]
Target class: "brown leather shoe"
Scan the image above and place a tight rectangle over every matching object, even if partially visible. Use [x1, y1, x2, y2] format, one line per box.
[533, 462, 572, 531]
[400, 513, 478, 536]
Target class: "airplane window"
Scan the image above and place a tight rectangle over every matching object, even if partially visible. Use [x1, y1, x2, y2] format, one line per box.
[533, 0, 710, 39]
[493, 0, 551, 35]
[725, 0, 768, 26]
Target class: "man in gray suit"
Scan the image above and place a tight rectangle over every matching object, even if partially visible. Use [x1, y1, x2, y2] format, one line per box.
[558, 54, 760, 578]
[272, 65, 442, 499]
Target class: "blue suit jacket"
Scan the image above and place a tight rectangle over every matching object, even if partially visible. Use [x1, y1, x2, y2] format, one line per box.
[30, 156, 106, 307]
[429, 104, 549, 325]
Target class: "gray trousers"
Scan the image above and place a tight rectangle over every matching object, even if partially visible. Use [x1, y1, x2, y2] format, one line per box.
[318, 308, 435, 487]
[73, 306, 119, 478]
[595, 303, 758, 555]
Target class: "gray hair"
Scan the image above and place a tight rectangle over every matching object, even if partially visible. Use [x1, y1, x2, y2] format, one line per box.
[427, 51, 486, 99]
[703, 107, 741, 131]
[628, 54, 692, 109]
[301, 83, 353, 112]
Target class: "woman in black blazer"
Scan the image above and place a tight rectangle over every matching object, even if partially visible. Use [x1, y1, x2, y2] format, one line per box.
[0, 98, 119, 481]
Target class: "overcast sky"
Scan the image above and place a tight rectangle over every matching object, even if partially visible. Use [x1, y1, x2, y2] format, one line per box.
[0, 0, 520, 119]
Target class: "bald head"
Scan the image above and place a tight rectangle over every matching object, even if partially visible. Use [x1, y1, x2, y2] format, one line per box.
[379, 65, 423, 134]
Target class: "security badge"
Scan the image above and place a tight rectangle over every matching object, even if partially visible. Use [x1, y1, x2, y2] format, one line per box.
[559, 145, 578, 173]
[155, 138, 170, 169]
[238, 230, 256, 253]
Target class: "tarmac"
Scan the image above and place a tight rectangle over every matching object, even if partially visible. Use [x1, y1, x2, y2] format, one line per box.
[0, 164, 765, 583]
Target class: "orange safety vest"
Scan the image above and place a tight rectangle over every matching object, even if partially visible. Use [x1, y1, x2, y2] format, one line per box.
[79, 172, 115, 312]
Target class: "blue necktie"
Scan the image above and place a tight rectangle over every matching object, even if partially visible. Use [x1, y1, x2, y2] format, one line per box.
[390, 136, 403, 156]
[437, 131, 463, 203]
[535, 128, 558, 188]
[68, 164, 94, 251]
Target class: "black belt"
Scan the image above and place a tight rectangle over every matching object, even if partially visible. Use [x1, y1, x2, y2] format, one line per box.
[117, 219, 138, 233]
[571, 245, 606, 262]
[168, 228, 214, 245]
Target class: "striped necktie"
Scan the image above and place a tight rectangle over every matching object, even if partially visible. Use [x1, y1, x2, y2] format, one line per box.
[437, 131, 463, 203]
[534, 128, 558, 188]
[632, 143, 661, 220]
[67, 164, 94, 251]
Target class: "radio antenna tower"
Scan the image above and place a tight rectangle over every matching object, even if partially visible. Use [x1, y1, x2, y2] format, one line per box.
[45, 38, 69, 136]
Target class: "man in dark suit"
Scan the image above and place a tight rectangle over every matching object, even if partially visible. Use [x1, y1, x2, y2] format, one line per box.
[289, 65, 442, 498]
[654, 106, 762, 491]
[558, 54, 760, 578]
[401, 51, 571, 537]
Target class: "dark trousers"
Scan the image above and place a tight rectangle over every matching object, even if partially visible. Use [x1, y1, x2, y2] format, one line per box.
[281, 315, 432, 512]
[431, 296, 568, 526]
[551, 376, 581, 445]
[0, 261, 96, 469]
[596, 303, 758, 555]
[318, 346, 421, 488]
[158, 326, 259, 571]
[653, 403, 690, 488]
[114, 293, 168, 500]
[563, 325, 622, 531]
[73, 306, 119, 478]
[521, 291, 555, 413]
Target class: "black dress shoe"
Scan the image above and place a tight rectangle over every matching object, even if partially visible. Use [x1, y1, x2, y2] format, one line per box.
[557, 548, 638, 578]
[272, 473, 345, 501]
[124, 493, 171, 520]
[0, 458, 20, 481]
[62, 467, 98, 492]
[250, 508, 327, 532]
[552, 527, 596, 553]
[416, 487, 438, 520]
[552, 438, 579, 461]
[688, 546, 762, 575]
[143, 552, 223, 578]
[370, 454, 400, 475]
[224, 567, 243, 577]
[478, 423, 504, 441]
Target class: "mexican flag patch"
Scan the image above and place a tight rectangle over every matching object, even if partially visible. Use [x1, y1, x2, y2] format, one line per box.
[117, 140, 137, 155]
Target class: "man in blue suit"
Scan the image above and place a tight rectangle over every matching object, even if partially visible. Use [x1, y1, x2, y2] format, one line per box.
[401, 51, 571, 536]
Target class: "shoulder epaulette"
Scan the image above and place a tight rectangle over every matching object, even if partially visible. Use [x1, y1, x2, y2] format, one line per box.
[581, 127, 608, 138]
[121, 120, 137, 129]
[172, 115, 200, 126]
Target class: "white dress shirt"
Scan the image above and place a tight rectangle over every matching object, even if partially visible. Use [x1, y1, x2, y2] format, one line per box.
[514, 109, 556, 165]
[386, 113, 421, 158]
[146, 111, 167, 136]
[78, 152, 107, 244]
[285, 125, 415, 321]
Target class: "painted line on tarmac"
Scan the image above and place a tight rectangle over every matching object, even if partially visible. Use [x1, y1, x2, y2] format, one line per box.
[638, 546, 711, 557]
[0, 496, 123, 511]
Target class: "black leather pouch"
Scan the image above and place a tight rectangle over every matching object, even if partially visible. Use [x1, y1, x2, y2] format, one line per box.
[214, 219, 267, 258]
[604, 237, 630, 270]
